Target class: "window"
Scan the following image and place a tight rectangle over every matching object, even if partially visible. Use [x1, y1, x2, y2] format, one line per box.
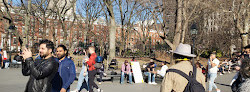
[39, 28, 43, 36]
[55, 29, 57, 36]
[67, 30, 70, 36]
[60, 29, 63, 37]
[22, 26, 25, 35]
[46, 29, 49, 36]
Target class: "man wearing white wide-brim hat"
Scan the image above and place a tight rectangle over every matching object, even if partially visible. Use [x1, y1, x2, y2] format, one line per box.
[160, 43, 206, 92]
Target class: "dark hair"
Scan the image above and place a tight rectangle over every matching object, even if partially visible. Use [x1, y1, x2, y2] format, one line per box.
[244, 44, 250, 49]
[163, 61, 167, 65]
[149, 62, 155, 66]
[173, 54, 192, 60]
[240, 58, 250, 79]
[57, 44, 68, 56]
[39, 39, 54, 53]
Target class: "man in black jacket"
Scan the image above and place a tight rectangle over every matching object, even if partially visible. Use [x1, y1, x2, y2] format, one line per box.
[21, 39, 59, 92]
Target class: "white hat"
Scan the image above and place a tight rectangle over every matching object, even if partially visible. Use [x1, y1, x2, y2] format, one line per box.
[171, 43, 196, 57]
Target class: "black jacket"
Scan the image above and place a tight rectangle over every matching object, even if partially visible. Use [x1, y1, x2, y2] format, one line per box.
[22, 56, 59, 92]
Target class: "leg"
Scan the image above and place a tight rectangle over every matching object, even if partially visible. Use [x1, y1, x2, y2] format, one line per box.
[144, 72, 151, 83]
[208, 73, 218, 92]
[89, 70, 99, 92]
[121, 72, 125, 84]
[76, 69, 85, 90]
[99, 72, 103, 82]
[152, 73, 156, 83]
[84, 74, 89, 91]
[128, 72, 132, 83]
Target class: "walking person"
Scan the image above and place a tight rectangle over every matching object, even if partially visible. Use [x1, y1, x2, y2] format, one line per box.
[208, 53, 221, 92]
[161, 43, 205, 92]
[52, 45, 76, 92]
[72, 49, 89, 92]
[85, 46, 102, 92]
[21, 39, 59, 92]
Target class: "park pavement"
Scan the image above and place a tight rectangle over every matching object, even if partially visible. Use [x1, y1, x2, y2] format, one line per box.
[0, 68, 235, 92]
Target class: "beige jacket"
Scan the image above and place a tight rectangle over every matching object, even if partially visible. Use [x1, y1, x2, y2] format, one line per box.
[160, 61, 206, 92]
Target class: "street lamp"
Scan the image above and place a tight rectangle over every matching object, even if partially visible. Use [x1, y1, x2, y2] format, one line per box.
[8, 25, 16, 63]
[190, 23, 198, 66]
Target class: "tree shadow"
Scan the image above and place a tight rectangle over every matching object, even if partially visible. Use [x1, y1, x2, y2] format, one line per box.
[150, 58, 170, 65]
[215, 82, 231, 87]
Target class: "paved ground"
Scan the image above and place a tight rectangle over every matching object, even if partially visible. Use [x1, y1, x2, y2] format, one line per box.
[0, 68, 235, 92]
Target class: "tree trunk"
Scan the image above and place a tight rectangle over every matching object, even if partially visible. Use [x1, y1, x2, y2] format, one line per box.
[241, 34, 248, 47]
[172, 0, 182, 51]
[109, 15, 116, 60]
[23, 0, 31, 47]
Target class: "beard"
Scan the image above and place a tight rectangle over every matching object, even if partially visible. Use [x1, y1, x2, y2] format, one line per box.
[40, 51, 50, 59]
[57, 53, 66, 60]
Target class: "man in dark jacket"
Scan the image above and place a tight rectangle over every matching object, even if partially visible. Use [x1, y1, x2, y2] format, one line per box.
[52, 45, 76, 92]
[21, 39, 59, 92]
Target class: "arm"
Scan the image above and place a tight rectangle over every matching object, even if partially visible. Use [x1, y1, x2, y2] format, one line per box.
[27, 58, 58, 79]
[86, 55, 95, 67]
[62, 61, 76, 90]
[147, 68, 151, 73]
[121, 64, 125, 72]
[211, 62, 217, 68]
[160, 72, 173, 92]
[22, 60, 31, 76]
[127, 64, 131, 73]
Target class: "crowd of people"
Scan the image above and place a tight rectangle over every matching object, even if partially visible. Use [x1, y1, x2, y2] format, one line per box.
[21, 39, 102, 92]
[1, 39, 249, 92]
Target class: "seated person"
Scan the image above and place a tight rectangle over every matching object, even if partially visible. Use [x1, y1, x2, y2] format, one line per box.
[121, 60, 132, 84]
[144, 62, 157, 85]
[157, 61, 168, 77]
[219, 59, 230, 75]
[12, 54, 22, 64]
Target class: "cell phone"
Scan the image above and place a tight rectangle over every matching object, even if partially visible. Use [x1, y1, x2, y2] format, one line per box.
[25, 44, 29, 49]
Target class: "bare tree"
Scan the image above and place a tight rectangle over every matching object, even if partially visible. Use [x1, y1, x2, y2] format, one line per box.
[77, 0, 103, 47]
[52, 0, 77, 47]
[102, 0, 116, 60]
[117, 0, 141, 57]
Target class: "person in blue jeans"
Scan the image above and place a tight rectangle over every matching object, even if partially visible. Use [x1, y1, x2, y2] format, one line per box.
[72, 51, 89, 92]
[144, 62, 157, 85]
[121, 60, 132, 84]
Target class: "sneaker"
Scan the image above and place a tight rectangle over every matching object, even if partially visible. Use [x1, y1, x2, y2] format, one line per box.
[97, 88, 103, 92]
[148, 82, 152, 84]
[103, 73, 107, 76]
[70, 89, 78, 92]
[99, 82, 102, 85]
[220, 73, 223, 75]
[151, 82, 157, 85]
[217, 89, 221, 92]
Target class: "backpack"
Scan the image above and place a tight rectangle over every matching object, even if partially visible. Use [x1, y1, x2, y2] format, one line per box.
[166, 66, 205, 92]
[94, 56, 104, 69]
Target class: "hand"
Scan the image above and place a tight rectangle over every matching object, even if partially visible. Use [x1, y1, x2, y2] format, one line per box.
[60, 88, 66, 92]
[235, 66, 240, 71]
[83, 73, 86, 76]
[85, 58, 89, 62]
[21, 48, 32, 60]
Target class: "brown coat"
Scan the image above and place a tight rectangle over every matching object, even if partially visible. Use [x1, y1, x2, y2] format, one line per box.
[160, 61, 206, 92]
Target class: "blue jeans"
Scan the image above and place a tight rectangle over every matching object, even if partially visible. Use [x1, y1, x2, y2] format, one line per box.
[76, 66, 89, 91]
[208, 73, 218, 91]
[144, 72, 155, 83]
[121, 72, 132, 84]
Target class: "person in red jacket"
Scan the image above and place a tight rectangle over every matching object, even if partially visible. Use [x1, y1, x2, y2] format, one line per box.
[85, 46, 102, 92]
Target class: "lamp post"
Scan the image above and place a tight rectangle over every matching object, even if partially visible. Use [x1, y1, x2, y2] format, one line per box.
[8, 25, 16, 63]
[190, 23, 198, 66]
